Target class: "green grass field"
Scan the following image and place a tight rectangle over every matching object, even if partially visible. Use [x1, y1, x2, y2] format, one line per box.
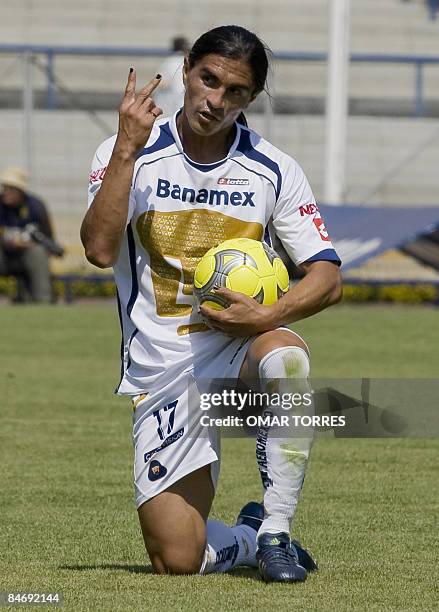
[0, 304, 438, 611]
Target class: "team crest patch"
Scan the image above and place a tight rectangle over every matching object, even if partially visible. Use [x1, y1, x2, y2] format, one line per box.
[148, 460, 168, 481]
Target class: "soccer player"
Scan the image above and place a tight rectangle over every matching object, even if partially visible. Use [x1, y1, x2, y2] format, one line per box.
[81, 25, 342, 582]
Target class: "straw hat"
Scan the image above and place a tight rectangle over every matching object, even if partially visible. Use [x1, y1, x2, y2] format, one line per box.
[0, 166, 28, 192]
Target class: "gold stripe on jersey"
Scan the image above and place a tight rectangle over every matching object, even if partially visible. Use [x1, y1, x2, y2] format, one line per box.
[136, 209, 263, 319]
[177, 322, 209, 336]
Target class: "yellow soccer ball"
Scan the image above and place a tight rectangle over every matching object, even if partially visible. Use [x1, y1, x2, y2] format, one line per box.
[193, 238, 289, 310]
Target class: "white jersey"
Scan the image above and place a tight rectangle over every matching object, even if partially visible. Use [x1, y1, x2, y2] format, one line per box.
[88, 112, 340, 395]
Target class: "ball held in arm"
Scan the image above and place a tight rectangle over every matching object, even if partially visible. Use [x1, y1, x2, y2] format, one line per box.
[193, 238, 289, 311]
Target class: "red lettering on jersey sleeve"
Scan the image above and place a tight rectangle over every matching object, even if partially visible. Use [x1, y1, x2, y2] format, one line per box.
[299, 203, 319, 216]
[89, 166, 107, 184]
[313, 217, 331, 241]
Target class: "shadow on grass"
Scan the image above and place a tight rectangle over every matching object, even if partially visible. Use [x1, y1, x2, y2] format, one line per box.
[60, 564, 261, 580]
[60, 564, 154, 574]
[229, 567, 261, 580]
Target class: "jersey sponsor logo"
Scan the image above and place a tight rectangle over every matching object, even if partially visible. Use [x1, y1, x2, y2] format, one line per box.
[217, 177, 250, 186]
[89, 166, 107, 183]
[156, 178, 255, 207]
[148, 459, 168, 481]
[143, 427, 184, 463]
[313, 217, 331, 241]
[299, 203, 319, 216]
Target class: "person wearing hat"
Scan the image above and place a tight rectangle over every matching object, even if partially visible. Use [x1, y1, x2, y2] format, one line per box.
[0, 166, 55, 303]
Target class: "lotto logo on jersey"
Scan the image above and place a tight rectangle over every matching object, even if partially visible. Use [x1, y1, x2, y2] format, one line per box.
[89, 166, 107, 183]
[156, 178, 255, 207]
[313, 217, 331, 241]
[217, 177, 250, 186]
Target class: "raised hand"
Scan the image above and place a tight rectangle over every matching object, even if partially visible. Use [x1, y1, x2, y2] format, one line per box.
[115, 69, 163, 158]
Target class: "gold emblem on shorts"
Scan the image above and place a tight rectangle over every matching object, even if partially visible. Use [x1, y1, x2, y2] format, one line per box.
[132, 393, 148, 411]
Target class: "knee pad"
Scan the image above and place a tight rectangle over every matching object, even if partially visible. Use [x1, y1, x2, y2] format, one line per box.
[258, 346, 310, 381]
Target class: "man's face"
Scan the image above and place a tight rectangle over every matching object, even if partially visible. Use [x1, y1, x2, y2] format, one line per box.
[182, 53, 257, 136]
[1, 185, 24, 207]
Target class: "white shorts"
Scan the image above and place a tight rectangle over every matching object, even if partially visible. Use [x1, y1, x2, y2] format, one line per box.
[131, 327, 308, 508]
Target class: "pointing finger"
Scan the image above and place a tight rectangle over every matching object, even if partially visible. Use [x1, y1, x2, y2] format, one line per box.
[138, 74, 162, 98]
[124, 67, 136, 97]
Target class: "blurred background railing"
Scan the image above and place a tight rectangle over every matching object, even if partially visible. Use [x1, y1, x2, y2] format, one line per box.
[0, 0, 438, 284]
[2, 45, 438, 116]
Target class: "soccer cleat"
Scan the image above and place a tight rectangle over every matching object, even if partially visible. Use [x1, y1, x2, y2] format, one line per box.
[236, 502, 318, 572]
[236, 501, 265, 532]
[237, 502, 318, 572]
[256, 532, 308, 583]
[291, 538, 318, 572]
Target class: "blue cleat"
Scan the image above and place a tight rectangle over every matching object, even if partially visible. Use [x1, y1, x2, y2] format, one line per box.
[256, 532, 308, 583]
[236, 501, 265, 531]
[291, 538, 318, 572]
[237, 502, 318, 573]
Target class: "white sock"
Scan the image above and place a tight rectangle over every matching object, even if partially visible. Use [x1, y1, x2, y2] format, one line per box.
[256, 346, 314, 537]
[199, 520, 258, 574]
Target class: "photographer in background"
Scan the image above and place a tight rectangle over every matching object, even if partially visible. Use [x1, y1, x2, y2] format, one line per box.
[0, 167, 62, 303]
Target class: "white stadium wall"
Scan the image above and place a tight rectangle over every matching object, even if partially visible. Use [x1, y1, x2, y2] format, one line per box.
[1, 0, 439, 96]
[1, 0, 438, 52]
[0, 0, 438, 274]
[0, 110, 437, 273]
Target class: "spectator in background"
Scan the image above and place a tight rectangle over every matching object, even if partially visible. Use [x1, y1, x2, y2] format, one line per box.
[154, 36, 190, 116]
[0, 167, 58, 303]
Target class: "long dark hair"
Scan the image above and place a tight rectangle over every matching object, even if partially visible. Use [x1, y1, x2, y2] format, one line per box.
[188, 25, 271, 97]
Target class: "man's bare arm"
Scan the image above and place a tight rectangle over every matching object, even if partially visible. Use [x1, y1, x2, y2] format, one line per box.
[200, 261, 342, 336]
[80, 70, 162, 268]
[270, 260, 343, 326]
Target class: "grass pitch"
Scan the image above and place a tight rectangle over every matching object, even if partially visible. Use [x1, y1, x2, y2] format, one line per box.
[0, 304, 438, 611]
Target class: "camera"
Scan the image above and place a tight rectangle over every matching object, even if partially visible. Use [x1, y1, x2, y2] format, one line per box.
[24, 224, 65, 257]
[2, 224, 64, 257]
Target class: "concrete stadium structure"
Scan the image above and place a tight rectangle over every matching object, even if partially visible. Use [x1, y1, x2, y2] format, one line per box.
[0, 0, 438, 276]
